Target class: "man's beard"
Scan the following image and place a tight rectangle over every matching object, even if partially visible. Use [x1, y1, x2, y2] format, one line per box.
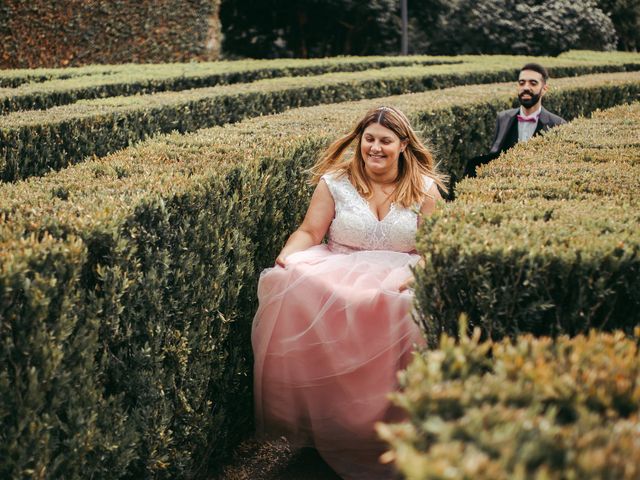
[518, 91, 541, 108]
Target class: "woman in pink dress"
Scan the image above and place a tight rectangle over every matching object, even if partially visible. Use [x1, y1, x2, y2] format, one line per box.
[252, 106, 447, 479]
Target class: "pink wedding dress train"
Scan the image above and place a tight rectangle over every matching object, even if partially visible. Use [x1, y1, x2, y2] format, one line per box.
[252, 172, 433, 479]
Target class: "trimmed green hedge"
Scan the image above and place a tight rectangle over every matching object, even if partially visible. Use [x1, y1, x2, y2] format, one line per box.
[0, 164, 266, 478]
[0, 57, 456, 110]
[0, 56, 637, 116]
[4, 51, 639, 114]
[379, 322, 640, 480]
[0, 56, 444, 88]
[0, 232, 138, 478]
[414, 102, 640, 347]
[0, 73, 638, 478]
[1, 49, 635, 89]
[2, 59, 640, 182]
[0, 66, 110, 89]
[558, 50, 640, 63]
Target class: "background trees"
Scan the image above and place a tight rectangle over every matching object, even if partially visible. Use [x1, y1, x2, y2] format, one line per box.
[426, 0, 618, 56]
[220, 0, 400, 58]
[596, 0, 640, 51]
[220, 0, 635, 58]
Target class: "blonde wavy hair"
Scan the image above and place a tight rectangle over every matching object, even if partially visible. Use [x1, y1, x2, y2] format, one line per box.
[310, 105, 447, 208]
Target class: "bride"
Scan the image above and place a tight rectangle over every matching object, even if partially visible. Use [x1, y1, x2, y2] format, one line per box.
[252, 105, 447, 479]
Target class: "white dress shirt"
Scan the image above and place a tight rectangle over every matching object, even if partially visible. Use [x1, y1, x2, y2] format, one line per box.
[517, 106, 541, 142]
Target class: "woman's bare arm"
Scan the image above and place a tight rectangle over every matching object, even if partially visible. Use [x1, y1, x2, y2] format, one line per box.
[276, 180, 335, 267]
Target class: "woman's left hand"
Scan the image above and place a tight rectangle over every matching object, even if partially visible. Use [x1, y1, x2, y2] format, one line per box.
[398, 275, 414, 292]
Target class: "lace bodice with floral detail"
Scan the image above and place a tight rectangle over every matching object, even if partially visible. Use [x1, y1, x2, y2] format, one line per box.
[321, 172, 434, 254]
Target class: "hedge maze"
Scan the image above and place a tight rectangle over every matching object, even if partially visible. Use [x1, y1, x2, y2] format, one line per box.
[0, 51, 639, 479]
[380, 100, 640, 478]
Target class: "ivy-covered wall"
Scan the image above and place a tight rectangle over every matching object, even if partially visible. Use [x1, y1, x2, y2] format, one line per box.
[0, 0, 221, 68]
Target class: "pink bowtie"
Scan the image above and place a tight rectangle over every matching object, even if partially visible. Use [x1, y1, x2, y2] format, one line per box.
[517, 114, 537, 123]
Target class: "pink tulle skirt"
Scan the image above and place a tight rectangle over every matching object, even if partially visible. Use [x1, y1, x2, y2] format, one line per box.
[252, 244, 424, 479]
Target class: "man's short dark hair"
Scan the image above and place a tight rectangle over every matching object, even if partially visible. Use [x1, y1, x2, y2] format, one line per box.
[519, 63, 549, 83]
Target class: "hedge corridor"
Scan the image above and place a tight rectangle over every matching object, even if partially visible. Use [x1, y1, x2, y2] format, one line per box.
[379, 100, 640, 478]
[1, 52, 639, 182]
[380, 320, 640, 479]
[0, 56, 457, 108]
[1, 50, 636, 102]
[414, 101, 640, 347]
[0, 59, 639, 478]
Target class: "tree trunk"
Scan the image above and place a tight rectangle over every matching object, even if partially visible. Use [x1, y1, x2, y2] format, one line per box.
[296, 8, 308, 58]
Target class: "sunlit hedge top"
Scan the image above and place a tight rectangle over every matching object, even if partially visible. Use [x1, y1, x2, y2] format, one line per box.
[0, 72, 637, 244]
[413, 101, 640, 343]
[379, 321, 640, 480]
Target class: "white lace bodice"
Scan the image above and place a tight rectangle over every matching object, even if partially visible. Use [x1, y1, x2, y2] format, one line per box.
[322, 172, 434, 253]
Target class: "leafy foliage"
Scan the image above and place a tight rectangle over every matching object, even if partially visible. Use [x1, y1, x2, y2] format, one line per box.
[220, 0, 632, 57]
[427, 0, 618, 55]
[0, 235, 138, 478]
[379, 322, 640, 479]
[414, 101, 640, 347]
[220, 0, 400, 57]
[596, 0, 640, 51]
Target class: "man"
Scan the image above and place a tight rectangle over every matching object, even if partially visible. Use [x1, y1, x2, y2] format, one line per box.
[490, 62, 566, 154]
[466, 63, 566, 177]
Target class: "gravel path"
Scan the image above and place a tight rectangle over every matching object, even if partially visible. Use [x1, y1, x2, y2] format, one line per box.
[217, 437, 341, 480]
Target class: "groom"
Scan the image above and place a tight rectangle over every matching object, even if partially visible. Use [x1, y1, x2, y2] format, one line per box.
[466, 63, 566, 177]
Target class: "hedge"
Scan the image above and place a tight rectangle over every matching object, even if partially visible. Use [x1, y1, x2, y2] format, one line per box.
[0, 52, 640, 114]
[0, 73, 638, 478]
[1, 49, 636, 89]
[2, 59, 640, 183]
[0, 57, 456, 110]
[0, 0, 221, 69]
[0, 136, 310, 479]
[4, 51, 639, 113]
[0, 56, 424, 88]
[379, 322, 640, 480]
[0, 232, 138, 478]
[414, 101, 640, 347]
[558, 49, 640, 63]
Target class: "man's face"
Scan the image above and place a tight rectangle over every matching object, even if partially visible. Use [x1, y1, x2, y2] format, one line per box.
[517, 70, 548, 109]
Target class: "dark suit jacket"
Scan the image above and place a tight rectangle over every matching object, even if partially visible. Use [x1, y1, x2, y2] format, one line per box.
[489, 106, 566, 154]
[464, 106, 567, 178]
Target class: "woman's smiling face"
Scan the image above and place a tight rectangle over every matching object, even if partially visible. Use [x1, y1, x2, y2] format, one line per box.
[360, 122, 406, 178]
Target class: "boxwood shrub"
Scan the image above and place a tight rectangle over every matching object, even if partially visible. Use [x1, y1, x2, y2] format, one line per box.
[379, 321, 640, 479]
[414, 102, 640, 347]
[0, 56, 456, 111]
[0, 74, 638, 478]
[2, 58, 639, 182]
